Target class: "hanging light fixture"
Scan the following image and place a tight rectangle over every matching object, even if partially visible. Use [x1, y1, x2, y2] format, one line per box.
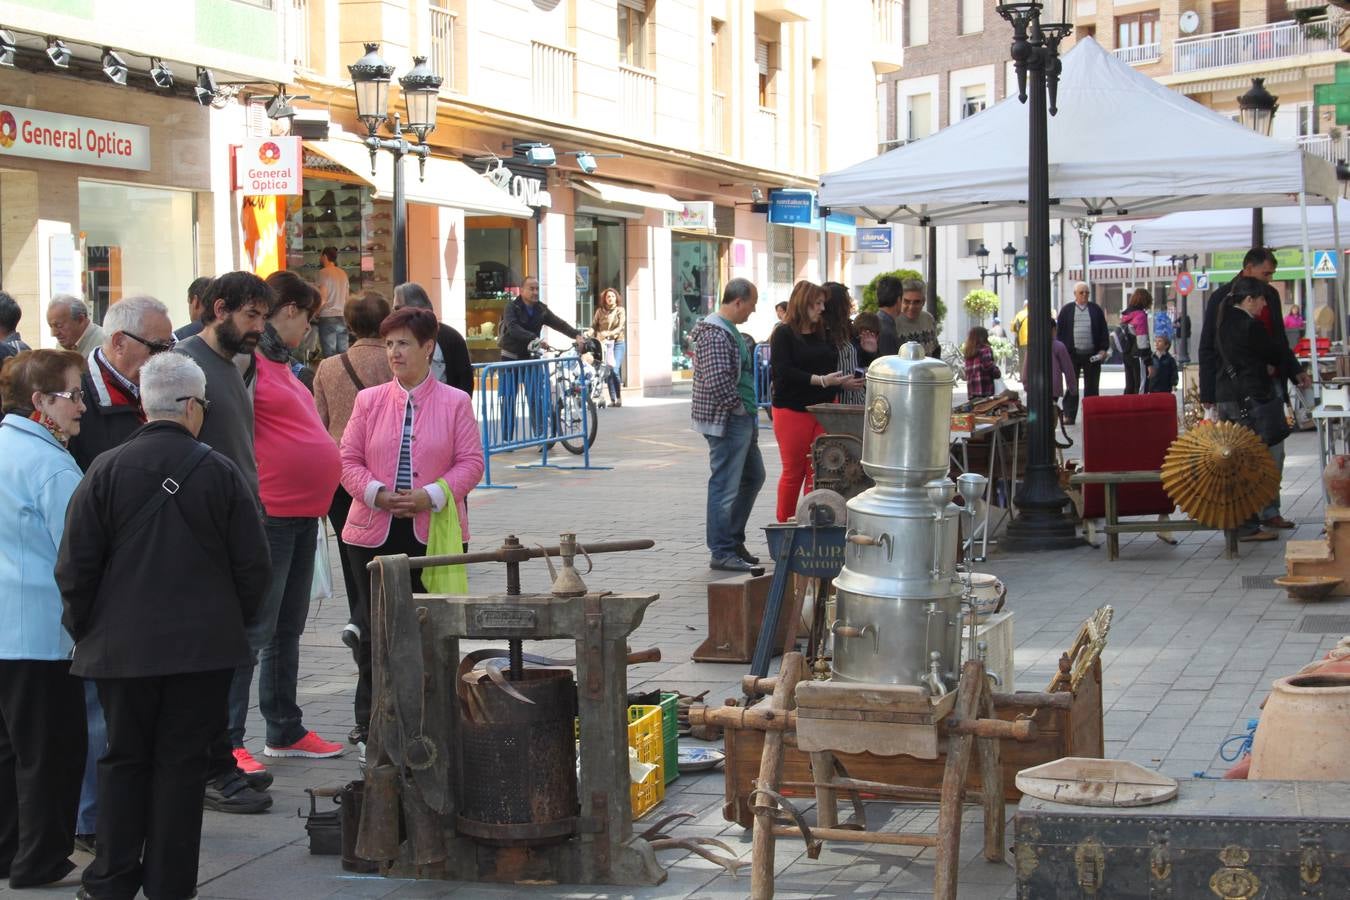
[0, 31, 16, 68]
[149, 57, 174, 89]
[348, 42, 394, 136]
[101, 48, 128, 85]
[45, 37, 70, 68]
[194, 67, 218, 106]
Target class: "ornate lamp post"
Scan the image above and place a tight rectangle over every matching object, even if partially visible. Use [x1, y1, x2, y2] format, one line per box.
[1237, 77, 1279, 248]
[975, 242, 1019, 294]
[997, 0, 1082, 550]
[348, 44, 441, 286]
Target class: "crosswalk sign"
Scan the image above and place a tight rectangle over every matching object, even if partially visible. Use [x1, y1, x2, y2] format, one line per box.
[1314, 250, 1339, 278]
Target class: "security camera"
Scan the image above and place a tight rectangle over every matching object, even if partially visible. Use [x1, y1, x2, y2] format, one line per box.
[576, 152, 597, 174]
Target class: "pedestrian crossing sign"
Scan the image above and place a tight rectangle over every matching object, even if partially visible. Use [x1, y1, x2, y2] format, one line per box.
[1313, 250, 1338, 278]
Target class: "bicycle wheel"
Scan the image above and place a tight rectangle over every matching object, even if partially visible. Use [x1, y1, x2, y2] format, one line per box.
[559, 394, 599, 455]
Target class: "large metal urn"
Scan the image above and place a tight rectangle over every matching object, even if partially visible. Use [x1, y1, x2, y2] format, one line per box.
[832, 342, 964, 690]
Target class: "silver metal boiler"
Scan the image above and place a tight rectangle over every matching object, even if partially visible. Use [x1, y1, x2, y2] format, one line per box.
[831, 342, 972, 691]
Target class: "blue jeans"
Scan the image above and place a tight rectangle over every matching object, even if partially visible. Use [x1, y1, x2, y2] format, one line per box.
[498, 363, 549, 443]
[226, 516, 317, 748]
[77, 678, 106, 834]
[316, 317, 348, 357]
[703, 411, 766, 560]
[605, 341, 626, 401]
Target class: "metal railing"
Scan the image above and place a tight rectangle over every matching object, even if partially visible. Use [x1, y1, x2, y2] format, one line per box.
[873, 0, 902, 44]
[286, 0, 310, 69]
[1174, 15, 1343, 74]
[531, 40, 576, 119]
[707, 90, 726, 153]
[429, 5, 456, 91]
[753, 343, 772, 414]
[620, 64, 656, 135]
[1112, 41, 1161, 65]
[757, 106, 778, 168]
[1297, 133, 1350, 162]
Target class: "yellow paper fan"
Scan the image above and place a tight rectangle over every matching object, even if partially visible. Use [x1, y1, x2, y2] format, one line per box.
[1160, 421, 1279, 529]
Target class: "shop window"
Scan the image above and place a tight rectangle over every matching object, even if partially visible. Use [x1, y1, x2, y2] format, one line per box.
[672, 235, 725, 373]
[770, 224, 795, 297]
[619, 0, 649, 67]
[573, 214, 626, 331]
[465, 216, 529, 362]
[1211, 1, 1239, 33]
[79, 181, 196, 328]
[960, 85, 986, 120]
[286, 177, 391, 318]
[906, 93, 933, 140]
[959, 223, 984, 258]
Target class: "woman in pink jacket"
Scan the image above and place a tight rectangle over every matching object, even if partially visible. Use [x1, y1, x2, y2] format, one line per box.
[339, 306, 483, 752]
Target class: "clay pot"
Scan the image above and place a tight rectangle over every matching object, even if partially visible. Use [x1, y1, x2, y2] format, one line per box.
[1324, 455, 1350, 507]
[1249, 672, 1350, 780]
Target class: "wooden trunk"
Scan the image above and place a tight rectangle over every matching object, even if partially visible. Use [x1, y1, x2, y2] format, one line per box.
[719, 659, 1102, 827]
[692, 572, 800, 664]
[1015, 780, 1350, 898]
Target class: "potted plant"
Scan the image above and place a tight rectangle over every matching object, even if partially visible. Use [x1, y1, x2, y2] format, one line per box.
[962, 288, 1000, 325]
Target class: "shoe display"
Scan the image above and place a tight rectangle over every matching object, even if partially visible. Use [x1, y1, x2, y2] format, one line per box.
[203, 773, 272, 814]
[303, 226, 318, 239]
[312, 189, 336, 207]
[365, 242, 386, 252]
[341, 623, 360, 663]
[340, 244, 360, 252]
[313, 209, 337, 223]
[339, 194, 361, 205]
[710, 555, 754, 572]
[341, 209, 362, 221]
[264, 730, 344, 759]
[324, 225, 344, 238]
[734, 543, 760, 565]
[232, 747, 267, 775]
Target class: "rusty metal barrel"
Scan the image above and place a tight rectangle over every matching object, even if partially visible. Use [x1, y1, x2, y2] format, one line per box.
[455, 668, 579, 846]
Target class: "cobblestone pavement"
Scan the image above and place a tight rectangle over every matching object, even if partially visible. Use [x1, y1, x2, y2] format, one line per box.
[6, 374, 1342, 899]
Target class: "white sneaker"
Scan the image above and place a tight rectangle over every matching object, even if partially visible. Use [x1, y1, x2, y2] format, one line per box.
[357, 741, 367, 765]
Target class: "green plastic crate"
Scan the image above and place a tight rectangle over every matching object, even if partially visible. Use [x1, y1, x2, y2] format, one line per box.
[660, 692, 680, 785]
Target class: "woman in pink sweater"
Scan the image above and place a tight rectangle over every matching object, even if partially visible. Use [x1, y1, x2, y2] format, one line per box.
[339, 307, 483, 749]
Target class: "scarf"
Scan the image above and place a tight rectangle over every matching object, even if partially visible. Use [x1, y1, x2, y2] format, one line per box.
[94, 347, 140, 404]
[29, 410, 69, 446]
[257, 323, 291, 364]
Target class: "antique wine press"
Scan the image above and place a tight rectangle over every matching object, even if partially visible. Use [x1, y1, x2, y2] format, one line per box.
[355, 532, 669, 885]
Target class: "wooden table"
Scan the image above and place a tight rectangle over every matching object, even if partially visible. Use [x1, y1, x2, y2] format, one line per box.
[1069, 470, 1239, 561]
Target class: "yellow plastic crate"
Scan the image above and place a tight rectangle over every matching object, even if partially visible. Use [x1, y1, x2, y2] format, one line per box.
[627, 704, 666, 818]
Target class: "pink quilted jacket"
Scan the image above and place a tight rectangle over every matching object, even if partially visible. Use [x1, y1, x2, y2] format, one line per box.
[339, 377, 484, 549]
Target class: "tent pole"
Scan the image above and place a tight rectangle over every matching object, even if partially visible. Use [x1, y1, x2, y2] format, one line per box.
[1300, 191, 1319, 401]
[926, 225, 938, 321]
[1333, 200, 1344, 344]
[817, 204, 828, 283]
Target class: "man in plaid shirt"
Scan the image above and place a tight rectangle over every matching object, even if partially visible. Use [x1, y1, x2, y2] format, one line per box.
[691, 278, 764, 572]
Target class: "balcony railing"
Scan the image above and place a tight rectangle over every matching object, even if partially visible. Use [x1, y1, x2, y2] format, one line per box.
[286, 0, 310, 69]
[1174, 15, 1343, 74]
[707, 90, 726, 153]
[757, 106, 778, 168]
[1112, 41, 1161, 66]
[873, 0, 901, 44]
[620, 64, 655, 135]
[1297, 133, 1350, 163]
[531, 41, 575, 119]
[429, 5, 456, 91]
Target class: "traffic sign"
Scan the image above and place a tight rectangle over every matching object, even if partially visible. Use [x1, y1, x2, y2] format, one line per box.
[1174, 271, 1194, 296]
[1196, 272, 1210, 291]
[1313, 250, 1339, 279]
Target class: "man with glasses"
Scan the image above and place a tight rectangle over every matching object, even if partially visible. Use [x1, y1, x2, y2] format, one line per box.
[878, 277, 940, 358]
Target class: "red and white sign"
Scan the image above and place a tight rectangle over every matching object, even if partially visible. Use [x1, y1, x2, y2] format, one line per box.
[0, 105, 149, 171]
[1174, 271, 1194, 297]
[234, 136, 302, 195]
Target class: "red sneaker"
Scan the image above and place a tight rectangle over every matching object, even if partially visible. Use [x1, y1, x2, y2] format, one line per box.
[232, 747, 268, 774]
[263, 731, 344, 759]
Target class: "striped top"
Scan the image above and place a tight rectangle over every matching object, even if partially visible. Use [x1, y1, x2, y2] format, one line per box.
[395, 396, 413, 491]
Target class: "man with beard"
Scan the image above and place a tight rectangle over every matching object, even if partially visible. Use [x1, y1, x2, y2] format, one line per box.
[174, 271, 276, 814]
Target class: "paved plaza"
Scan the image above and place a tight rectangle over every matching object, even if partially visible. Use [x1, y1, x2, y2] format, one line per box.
[6, 376, 1343, 900]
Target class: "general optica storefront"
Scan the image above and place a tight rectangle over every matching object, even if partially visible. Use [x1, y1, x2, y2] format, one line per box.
[0, 69, 214, 338]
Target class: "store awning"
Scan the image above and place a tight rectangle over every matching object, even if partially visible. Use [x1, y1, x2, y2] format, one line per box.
[573, 179, 684, 213]
[302, 138, 531, 218]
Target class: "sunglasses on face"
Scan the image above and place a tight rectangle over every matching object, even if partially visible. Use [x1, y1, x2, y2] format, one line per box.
[124, 331, 175, 354]
[176, 395, 211, 412]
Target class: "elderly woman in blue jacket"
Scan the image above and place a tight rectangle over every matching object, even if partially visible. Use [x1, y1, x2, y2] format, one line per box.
[0, 349, 87, 888]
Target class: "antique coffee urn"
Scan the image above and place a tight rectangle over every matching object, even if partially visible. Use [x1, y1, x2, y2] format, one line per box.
[831, 342, 966, 691]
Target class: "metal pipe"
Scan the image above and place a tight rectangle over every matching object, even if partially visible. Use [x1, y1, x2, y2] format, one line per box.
[366, 538, 655, 570]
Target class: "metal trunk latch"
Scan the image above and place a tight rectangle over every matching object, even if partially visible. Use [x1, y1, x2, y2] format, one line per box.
[1073, 836, 1105, 894]
[1208, 845, 1260, 900]
[1149, 829, 1172, 885]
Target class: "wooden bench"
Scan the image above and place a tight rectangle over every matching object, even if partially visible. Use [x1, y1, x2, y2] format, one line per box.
[1069, 470, 1239, 561]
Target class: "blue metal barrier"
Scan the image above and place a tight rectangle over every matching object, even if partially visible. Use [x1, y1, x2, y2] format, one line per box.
[474, 355, 611, 488]
[753, 342, 773, 414]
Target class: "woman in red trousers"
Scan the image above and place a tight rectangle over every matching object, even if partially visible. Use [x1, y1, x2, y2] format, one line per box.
[768, 281, 864, 521]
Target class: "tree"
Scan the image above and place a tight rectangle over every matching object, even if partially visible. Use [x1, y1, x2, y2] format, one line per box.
[860, 269, 946, 327]
[963, 289, 1000, 325]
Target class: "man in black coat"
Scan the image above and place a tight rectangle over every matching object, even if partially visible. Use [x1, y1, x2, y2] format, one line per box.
[392, 281, 474, 395]
[1055, 282, 1110, 424]
[495, 276, 585, 440]
[56, 353, 270, 900]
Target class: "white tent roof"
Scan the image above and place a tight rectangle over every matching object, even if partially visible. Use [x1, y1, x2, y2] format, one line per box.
[1132, 200, 1350, 253]
[818, 38, 1338, 226]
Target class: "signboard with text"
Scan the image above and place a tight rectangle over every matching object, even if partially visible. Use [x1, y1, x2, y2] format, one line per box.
[234, 136, 302, 195]
[856, 226, 892, 252]
[0, 105, 149, 171]
[768, 189, 815, 225]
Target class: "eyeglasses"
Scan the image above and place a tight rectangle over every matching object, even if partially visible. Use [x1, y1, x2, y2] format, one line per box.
[124, 332, 175, 354]
[46, 389, 85, 404]
[176, 395, 211, 412]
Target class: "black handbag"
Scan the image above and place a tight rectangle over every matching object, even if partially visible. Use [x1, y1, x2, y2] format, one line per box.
[1239, 394, 1292, 446]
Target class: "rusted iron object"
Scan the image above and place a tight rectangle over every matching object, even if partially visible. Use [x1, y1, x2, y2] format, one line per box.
[456, 667, 579, 847]
[459, 646, 661, 704]
[338, 780, 379, 874]
[365, 536, 656, 571]
[355, 764, 401, 863]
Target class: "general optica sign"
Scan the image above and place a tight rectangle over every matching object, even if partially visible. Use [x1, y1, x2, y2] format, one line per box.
[234, 137, 302, 195]
[0, 105, 149, 171]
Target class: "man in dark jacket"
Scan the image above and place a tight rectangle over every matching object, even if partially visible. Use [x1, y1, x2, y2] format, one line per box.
[173, 276, 213, 342]
[393, 281, 474, 395]
[496, 276, 584, 440]
[56, 352, 270, 900]
[1055, 282, 1110, 424]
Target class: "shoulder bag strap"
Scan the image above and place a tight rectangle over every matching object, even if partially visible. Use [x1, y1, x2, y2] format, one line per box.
[339, 351, 366, 391]
[112, 442, 214, 551]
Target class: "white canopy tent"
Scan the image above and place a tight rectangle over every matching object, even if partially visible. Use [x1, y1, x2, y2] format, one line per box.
[1132, 201, 1350, 253]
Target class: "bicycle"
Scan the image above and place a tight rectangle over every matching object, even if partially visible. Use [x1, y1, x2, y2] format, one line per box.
[529, 340, 599, 455]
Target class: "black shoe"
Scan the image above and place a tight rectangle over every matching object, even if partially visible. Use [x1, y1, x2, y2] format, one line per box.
[73, 833, 96, 855]
[241, 768, 273, 792]
[348, 725, 368, 745]
[710, 555, 754, 572]
[204, 773, 273, 814]
[734, 544, 760, 565]
[341, 623, 361, 664]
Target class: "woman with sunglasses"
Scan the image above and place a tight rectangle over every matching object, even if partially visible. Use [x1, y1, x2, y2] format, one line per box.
[0, 348, 88, 888]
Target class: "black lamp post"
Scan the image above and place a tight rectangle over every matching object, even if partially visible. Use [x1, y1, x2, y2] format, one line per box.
[1237, 77, 1279, 248]
[348, 44, 441, 287]
[996, 0, 1081, 551]
[975, 241, 1019, 294]
[1168, 253, 1199, 363]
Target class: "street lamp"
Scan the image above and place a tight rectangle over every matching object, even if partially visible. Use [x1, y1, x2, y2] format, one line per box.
[1168, 253, 1199, 364]
[348, 43, 442, 286]
[975, 242, 1018, 294]
[1237, 77, 1279, 247]
[996, 0, 1082, 552]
